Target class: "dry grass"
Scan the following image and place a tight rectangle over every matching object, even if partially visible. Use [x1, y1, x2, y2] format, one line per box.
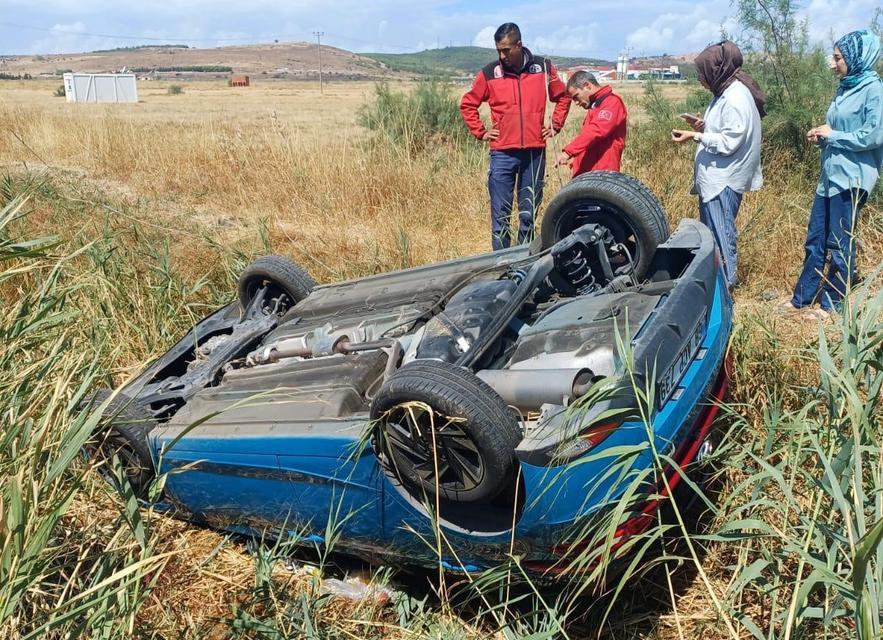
[1, 77, 881, 639]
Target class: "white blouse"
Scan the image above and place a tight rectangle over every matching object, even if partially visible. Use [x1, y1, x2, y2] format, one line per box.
[693, 80, 763, 202]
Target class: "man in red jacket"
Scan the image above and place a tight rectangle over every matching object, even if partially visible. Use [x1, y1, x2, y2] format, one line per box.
[460, 23, 571, 250]
[556, 71, 627, 177]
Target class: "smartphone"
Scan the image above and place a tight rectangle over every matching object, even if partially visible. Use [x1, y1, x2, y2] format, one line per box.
[679, 113, 701, 124]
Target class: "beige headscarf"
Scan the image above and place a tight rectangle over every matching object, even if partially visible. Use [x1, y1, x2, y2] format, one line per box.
[695, 41, 767, 117]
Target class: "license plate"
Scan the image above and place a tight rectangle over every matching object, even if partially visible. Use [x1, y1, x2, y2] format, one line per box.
[657, 311, 708, 407]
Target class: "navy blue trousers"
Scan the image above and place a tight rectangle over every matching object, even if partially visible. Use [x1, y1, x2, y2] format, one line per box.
[488, 149, 546, 251]
[791, 189, 867, 311]
[698, 187, 743, 291]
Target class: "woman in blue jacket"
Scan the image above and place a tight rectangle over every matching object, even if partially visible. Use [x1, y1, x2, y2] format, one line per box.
[783, 29, 882, 319]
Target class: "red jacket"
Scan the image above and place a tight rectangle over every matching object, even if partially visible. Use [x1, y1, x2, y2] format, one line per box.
[460, 49, 571, 151]
[563, 85, 627, 176]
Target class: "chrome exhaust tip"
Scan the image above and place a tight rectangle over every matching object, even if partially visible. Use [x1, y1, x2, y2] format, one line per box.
[696, 439, 714, 464]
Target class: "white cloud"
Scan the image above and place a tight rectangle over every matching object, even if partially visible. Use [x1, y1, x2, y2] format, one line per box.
[531, 25, 599, 56]
[472, 26, 495, 49]
[27, 21, 104, 54]
[803, 0, 881, 46]
[50, 20, 86, 33]
[684, 18, 735, 49]
[627, 23, 676, 53]
[625, 7, 737, 56]
[6, 0, 878, 59]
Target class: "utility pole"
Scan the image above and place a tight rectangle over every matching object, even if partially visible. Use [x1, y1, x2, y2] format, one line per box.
[313, 31, 325, 94]
[624, 46, 634, 81]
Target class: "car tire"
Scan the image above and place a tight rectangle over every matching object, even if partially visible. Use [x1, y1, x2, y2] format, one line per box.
[536, 171, 670, 279]
[238, 255, 316, 315]
[81, 389, 156, 499]
[370, 360, 522, 504]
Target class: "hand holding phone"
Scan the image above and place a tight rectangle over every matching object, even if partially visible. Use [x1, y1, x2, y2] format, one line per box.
[679, 113, 704, 132]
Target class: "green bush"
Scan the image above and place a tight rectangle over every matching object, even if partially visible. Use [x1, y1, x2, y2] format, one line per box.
[735, 0, 838, 167]
[167, 84, 184, 96]
[358, 80, 473, 155]
[53, 84, 65, 98]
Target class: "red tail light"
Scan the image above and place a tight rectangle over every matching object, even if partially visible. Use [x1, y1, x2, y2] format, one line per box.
[553, 419, 623, 461]
[581, 420, 619, 447]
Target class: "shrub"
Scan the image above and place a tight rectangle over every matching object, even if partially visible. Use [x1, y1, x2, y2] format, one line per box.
[358, 80, 472, 155]
[735, 0, 838, 167]
[53, 84, 65, 98]
[167, 84, 184, 96]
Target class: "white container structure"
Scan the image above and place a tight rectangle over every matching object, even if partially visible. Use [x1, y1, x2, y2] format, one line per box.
[62, 73, 138, 103]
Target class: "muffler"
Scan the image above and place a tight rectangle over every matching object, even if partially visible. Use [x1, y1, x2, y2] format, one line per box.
[476, 368, 594, 411]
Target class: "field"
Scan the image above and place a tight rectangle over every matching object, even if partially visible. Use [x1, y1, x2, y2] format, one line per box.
[1, 77, 881, 639]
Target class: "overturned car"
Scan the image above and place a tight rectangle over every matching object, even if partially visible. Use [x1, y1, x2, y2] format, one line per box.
[91, 172, 733, 575]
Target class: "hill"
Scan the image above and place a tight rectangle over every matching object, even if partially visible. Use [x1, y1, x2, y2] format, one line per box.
[0, 42, 398, 80]
[361, 46, 611, 77]
[0, 42, 693, 82]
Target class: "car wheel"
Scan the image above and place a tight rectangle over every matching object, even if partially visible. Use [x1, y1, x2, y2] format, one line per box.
[535, 171, 670, 279]
[238, 255, 315, 316]
[81, 389, 156, 499]
[370, 361, 522, 504]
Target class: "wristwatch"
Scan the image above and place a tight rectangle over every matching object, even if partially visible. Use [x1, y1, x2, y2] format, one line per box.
[693, 132, 702, 143]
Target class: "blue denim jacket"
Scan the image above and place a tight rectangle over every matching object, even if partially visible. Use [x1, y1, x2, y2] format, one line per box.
[817, 76, 883, 197]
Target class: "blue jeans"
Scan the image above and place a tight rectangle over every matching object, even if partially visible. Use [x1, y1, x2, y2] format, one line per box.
[698, 187, 743, 290]
[488, 149, 546, 251]
[791, 189, 867, 311]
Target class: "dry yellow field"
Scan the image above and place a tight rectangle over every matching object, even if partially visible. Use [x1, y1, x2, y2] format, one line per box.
[0, 78, 688, 131]
[1, 75, 878, 639]
[0, 78, 697, 290]
[1, 76, 873, 375]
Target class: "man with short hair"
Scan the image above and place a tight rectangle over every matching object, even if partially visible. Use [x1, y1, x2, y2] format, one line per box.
[460, 22, 571, 250]
[556, 71, 628, 177]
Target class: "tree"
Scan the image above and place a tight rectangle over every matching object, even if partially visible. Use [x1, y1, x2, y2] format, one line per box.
[735, 0, 835, 164]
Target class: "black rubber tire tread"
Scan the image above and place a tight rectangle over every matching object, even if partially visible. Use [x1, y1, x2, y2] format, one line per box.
[537, 171, 669, 278]
[567, 171, 669, 244]
[82, 389, 156, 498]
[237, 255, 316, 311]
[370, 360, 522, 504]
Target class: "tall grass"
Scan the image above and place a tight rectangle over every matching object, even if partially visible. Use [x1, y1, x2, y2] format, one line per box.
[0, 62, 882, 637]
[0, 191, 173, 639]
[707, 277, 883, 639]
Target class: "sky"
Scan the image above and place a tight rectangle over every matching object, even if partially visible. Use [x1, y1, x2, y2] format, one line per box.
[0, 0, 879, 59]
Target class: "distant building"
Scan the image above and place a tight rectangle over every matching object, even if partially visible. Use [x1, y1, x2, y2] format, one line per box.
[564, 63, 683, 82]
[648, 66, 682, 80]
[623, 65, 682, 80]
[559, 66, 616, 84]
[63, 73, 138, 103]
[230, 74, 250, 87]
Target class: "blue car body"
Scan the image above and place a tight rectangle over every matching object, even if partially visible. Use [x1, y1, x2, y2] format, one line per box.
[121, 216, 732, 575]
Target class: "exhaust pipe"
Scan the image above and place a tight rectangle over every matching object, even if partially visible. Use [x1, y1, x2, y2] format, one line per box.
[476, 368, 594, 411]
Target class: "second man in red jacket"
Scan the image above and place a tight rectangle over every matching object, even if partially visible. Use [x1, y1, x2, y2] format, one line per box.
[460, 23, 571, 250]
[556, 71, 628, 177]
